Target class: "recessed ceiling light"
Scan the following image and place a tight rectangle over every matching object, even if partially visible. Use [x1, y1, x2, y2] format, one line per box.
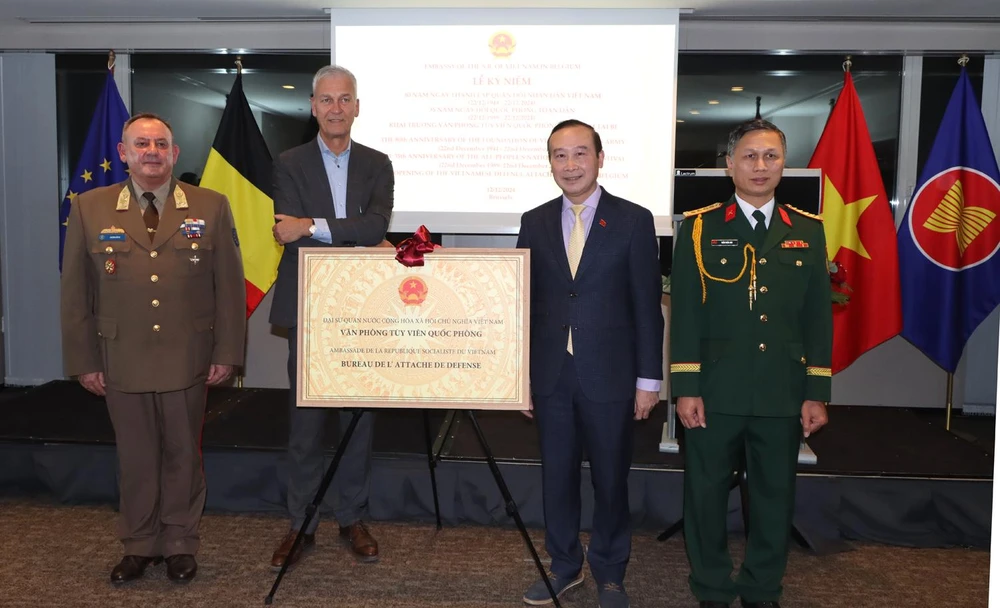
[282, 85, 295, 89]
[689, 110, 700, 115]
[677, 119, 685, 123]
[731, 86, 744, 92]
[708, 100, 720, 105]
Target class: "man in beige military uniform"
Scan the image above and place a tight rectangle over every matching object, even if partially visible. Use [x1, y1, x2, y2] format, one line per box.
[61, 113, 246, 585]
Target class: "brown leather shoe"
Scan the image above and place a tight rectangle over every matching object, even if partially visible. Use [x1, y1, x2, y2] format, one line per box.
[339, 521, 378, 563]
[270, 529, 315, 571]
[110, 555, 162, 585]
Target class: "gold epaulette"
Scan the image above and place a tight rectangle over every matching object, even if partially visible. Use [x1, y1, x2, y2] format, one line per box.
[784, 204, 823, 221]
[682, 202, 723, 218]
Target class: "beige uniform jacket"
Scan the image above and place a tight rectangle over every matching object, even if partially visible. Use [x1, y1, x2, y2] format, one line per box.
[61, 179, 246, 393]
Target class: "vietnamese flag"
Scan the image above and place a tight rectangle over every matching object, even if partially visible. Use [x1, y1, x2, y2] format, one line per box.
[807, 71, 902, 373]
[200, 73, 282, 318]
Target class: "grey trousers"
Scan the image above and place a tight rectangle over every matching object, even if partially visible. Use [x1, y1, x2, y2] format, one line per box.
[285, 328, 374, 534]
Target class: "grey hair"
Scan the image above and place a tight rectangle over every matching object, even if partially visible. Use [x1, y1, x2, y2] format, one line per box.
[312, 65, 358, 97]
[726, 118, 787, 158]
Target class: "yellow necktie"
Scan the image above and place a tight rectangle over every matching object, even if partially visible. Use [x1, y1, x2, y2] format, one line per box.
[567, 204, 585, 354]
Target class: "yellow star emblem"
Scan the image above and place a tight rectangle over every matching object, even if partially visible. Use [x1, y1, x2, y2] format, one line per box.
[81, 169, 93, 183]
[100, 158, 112, 172]
[66, 190, 78, 202]
[822, 176, 877, 261]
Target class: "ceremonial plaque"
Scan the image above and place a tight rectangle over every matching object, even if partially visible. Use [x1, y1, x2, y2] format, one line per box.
[296, 248, 529, 409]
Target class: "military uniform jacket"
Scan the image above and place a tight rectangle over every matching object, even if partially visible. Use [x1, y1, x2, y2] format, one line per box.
[669, 199, 833, 417]
[61, 179, 246, 394]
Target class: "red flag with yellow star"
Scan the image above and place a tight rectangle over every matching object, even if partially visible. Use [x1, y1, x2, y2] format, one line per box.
[807, 71, 902, 373]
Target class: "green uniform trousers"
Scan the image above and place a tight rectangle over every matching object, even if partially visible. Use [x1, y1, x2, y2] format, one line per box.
[683, 412, 801, 603]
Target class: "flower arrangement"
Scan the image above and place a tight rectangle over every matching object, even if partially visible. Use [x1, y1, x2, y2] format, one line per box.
[662, 274, 671, 294]
[829, 260, 851, 305]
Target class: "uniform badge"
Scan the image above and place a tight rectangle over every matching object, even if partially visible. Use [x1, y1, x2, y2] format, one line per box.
[181, 218, 205, 239]
[99, 226, 127, 242]
[173, 186, 189, 209]
[778, 207, 793, 226]
[711, 238, 738, 247]
[724, 204, 737, 222]
[781, 240, 809, 248]
[105, 259, 116, 275]
[232, 227, 240, 247]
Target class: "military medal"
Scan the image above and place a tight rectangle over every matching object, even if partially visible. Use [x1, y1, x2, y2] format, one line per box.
[781, 240, 809, 248]
[105, 259, 116, 275]
[181, 218, 205, 238]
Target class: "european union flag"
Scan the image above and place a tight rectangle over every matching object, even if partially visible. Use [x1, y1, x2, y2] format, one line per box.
[59, 70, 130, 270]
[897, 66, 1000, 373]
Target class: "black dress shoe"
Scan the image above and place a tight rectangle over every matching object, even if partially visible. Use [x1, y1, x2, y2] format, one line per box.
[166, 554, 197, 582]
[700, 602, 731, 607]
[110, 555, 161, 585]
[742, 601, 780, 608]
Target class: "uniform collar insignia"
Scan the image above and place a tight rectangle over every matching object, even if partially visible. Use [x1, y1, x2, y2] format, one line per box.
[173, 185, 188, 209]
[724, 203, 737, 222]
[778, 207, 792, 226]
[116, 187, 130, 211]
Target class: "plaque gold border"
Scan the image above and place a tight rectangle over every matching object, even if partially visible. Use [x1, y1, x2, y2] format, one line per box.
[295, 248, 530, 409]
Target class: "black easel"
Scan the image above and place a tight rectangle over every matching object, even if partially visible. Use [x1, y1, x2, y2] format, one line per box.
[265, 409, 443, 604]
[265, 409, 559, 606]
[464, 410, 562, 607]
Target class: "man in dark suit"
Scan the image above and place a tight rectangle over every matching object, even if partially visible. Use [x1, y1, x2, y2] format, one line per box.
[61, 113, 246, 584]
[268, 65, 394, 569]
[516, 120, 663, 608]
[670, 119, 832, 608]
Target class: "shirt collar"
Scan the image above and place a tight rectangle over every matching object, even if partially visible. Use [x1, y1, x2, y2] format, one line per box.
[735, 194, 775, 225]
[562, 184, 602, 212]
[131, 179, 172, 206]
[318, 136, 352, 160]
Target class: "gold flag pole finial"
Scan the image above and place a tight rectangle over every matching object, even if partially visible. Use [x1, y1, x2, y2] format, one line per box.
[843, 55, 852, 73]
[958, 54, 970, 67]
[108, 50, 116, 71]
[235, 56, 243, 75]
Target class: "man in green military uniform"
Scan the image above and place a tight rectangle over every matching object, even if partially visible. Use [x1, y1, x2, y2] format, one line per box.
[670, 119, 833, 608]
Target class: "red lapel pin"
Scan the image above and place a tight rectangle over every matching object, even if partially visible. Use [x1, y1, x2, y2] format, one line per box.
[599, 218, 607, 227]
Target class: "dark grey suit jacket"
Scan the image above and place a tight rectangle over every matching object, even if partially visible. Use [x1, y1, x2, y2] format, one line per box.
[269, 138, 394, 328]
[516, 187, 663, 403]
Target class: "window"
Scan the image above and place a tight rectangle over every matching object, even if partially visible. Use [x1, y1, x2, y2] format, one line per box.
[55, 53, 113, 197]
[916, 54, 986, 174]
[129, 52, 330, 183]
[662, 53, 903, 277]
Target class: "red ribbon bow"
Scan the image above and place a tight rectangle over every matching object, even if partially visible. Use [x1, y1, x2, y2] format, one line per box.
[395, 225, 440, 267]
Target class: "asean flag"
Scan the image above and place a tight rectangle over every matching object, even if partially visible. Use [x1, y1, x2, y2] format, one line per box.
[898, 66, 1000, 373]
[808, 71, 902, 373]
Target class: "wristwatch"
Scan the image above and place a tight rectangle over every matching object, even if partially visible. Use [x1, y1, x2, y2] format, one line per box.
[308, 221, 316, 237]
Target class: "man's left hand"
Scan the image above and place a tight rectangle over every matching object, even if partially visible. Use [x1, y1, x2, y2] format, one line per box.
[634, 389, 659, 420]
[273, 214, 312, 245]
[207, 364, 236, 386]
[801, 400, 829, 437]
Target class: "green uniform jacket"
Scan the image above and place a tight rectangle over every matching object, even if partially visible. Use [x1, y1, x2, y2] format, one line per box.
[669, 199, 833, 417]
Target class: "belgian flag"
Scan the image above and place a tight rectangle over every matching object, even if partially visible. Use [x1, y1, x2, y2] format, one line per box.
[201, 73, 282, 318]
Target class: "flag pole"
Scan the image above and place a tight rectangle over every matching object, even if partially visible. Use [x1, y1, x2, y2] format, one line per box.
[943, 51, 966, 432]
[235, 53, 244, 391]
[945, 372, 954, 431]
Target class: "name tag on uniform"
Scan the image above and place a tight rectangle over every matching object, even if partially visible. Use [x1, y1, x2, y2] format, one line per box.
[781, 240, 809, 248]
[710, 238, 739, 247]
[99, 226, 126, 241]
[181, 218, 205, 238]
